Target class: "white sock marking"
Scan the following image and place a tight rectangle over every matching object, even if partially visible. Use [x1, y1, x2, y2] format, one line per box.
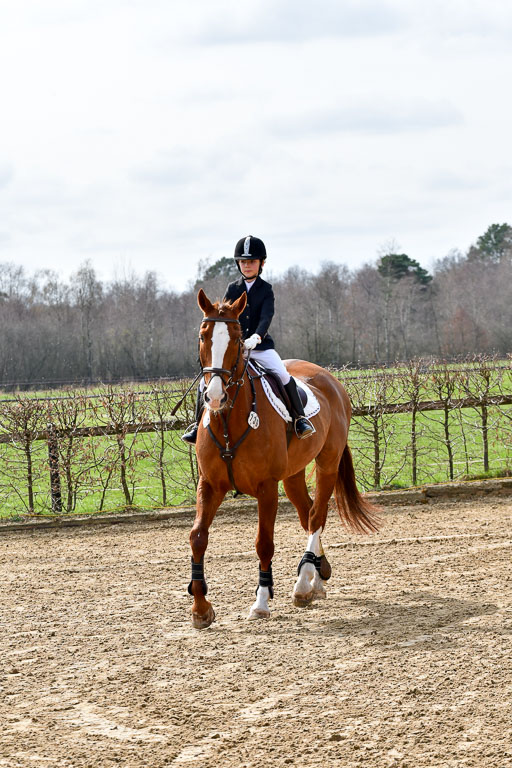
[249, 586, 271, 618]
[306, 529, 322, 556]
[293, 528, 324, 597]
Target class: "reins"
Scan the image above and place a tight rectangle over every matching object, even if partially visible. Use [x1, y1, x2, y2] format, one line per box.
[170, 316, 240, 417]
[170, 369, 203, 417]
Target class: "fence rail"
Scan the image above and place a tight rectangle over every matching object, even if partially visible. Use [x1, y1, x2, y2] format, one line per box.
[0, 357, 511, 520]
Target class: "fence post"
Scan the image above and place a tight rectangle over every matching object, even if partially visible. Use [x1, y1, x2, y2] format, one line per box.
[481, 402, 489, 473]
[411, 405, 418, 486]
[443, 403, 454, 481]
[47, 423, 62, 514]
[372, 412, 381, 488]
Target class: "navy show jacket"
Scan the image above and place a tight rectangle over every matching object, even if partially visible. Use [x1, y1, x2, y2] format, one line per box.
[223, 276, 275, 351]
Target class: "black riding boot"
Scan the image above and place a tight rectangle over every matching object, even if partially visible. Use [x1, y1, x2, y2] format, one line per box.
[284, 378, 315, 440]
[181, 387, 204, 445]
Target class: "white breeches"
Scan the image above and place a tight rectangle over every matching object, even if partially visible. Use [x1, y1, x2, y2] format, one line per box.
[199, 348, 291, 391]
[249, 349, 291, 385]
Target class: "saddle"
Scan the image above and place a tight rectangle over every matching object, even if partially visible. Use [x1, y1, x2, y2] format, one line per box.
[248, 360, 308, 419]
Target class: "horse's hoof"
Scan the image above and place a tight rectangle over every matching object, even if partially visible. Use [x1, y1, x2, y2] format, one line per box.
[248, 607, 271, 620]
[312, 586, 327, 600]
[192, 606, 215, 629]
[293, 591, 314, 607]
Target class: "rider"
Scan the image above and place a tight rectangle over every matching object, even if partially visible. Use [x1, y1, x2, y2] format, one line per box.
[182, 235, 315, 443]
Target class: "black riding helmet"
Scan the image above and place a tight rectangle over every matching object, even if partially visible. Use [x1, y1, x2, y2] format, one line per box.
[234, 235, 267, 275]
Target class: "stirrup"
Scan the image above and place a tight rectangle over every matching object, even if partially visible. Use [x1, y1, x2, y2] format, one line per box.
[181, 423, 198, 444]
[294, 417, 315, 440]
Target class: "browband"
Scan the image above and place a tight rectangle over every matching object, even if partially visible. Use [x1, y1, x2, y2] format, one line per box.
[202, 366, 232, 375]
[201, 317, 240, 324]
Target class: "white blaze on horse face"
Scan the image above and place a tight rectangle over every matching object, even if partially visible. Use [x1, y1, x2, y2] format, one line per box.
[205, 322, 230, 408]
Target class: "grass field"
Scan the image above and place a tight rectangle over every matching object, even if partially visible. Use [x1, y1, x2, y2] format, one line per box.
[349, 406, 512, 490]
[0, 359, 511, 519]
[0, 430, 197, 520]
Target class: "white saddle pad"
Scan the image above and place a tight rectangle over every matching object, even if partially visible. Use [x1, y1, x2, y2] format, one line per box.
[202, 368, 321, 427]
[257, 372, 320, 423]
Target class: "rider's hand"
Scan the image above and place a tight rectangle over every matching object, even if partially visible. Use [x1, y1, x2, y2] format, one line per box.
[244, 333, 261, 351]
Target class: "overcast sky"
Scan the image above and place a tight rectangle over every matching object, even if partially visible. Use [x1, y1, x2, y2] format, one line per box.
[1, 0, 511, 292]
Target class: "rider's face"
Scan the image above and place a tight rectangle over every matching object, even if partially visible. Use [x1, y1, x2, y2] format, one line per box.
[239, 259, 260, 280]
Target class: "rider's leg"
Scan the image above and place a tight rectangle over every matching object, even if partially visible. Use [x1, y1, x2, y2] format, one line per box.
[250, 349, 315, 439]
[249, 348, 289, 380]
[284, 377, 315, 439]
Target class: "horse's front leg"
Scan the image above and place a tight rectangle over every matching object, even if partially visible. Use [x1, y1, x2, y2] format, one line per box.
[189, 478, 225, 629]
[249, 479, 279, 620]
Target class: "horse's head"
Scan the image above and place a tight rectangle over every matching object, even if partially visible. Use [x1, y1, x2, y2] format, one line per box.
[197, 288, 247, 412]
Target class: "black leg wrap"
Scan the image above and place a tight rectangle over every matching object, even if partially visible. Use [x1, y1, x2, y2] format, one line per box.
[258, 562, 274, 599]
[297, 552, 332, 581]
[298, 550, 322, 576]
[187, 556, 208, 596]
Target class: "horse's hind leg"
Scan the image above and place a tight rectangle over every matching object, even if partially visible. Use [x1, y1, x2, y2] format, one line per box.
[292, 467, 336, 607]
[249, 479, 279, 620]
[189, 479, 226, 629]
[293, 524, 335, 606]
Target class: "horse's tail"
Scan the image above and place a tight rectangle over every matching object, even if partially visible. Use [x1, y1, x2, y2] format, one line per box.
[334, 444, 381, 534]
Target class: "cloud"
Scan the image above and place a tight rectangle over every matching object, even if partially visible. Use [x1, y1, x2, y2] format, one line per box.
[0, 165, 14, 189]
[408, 1, 512, 41]
[269, 100, 464, 138]
[425, 171, 485, 192]
[130, 147, 253, 189]
[194, 0, 405, 44]
[1, 0, 510, 294]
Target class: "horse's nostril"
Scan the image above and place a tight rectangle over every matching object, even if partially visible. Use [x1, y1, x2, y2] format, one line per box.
[204, 393, 210, 403]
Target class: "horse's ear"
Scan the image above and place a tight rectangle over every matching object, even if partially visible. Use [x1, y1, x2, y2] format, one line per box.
[197, 289, 214, 315]
[230, 292, 247, 317]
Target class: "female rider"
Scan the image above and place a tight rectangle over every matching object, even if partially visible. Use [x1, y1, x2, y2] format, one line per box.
[182, 235, 315, 443]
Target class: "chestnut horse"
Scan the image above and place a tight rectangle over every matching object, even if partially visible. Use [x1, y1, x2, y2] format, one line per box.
[188, 289, 379, 628]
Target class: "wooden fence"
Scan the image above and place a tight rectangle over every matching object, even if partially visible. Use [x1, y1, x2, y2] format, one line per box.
[0, 358, 511, 519]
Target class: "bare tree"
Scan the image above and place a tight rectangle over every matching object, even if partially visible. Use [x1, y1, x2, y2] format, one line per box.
[70, 261, 103, 381]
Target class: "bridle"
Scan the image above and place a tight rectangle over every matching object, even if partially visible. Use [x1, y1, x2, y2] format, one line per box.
[199, 315, 258, 497]
[200, 316, 245, 389]
[169, 315, 248, 420]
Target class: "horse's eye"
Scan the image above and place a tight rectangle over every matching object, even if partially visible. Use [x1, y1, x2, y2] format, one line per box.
[199, 334, 204, 342]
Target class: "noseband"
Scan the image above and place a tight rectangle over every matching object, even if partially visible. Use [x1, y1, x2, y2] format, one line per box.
[200, 316, 244, 386]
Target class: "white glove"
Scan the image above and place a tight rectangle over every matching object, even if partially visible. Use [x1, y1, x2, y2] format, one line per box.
[244, 333, 261, 351]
